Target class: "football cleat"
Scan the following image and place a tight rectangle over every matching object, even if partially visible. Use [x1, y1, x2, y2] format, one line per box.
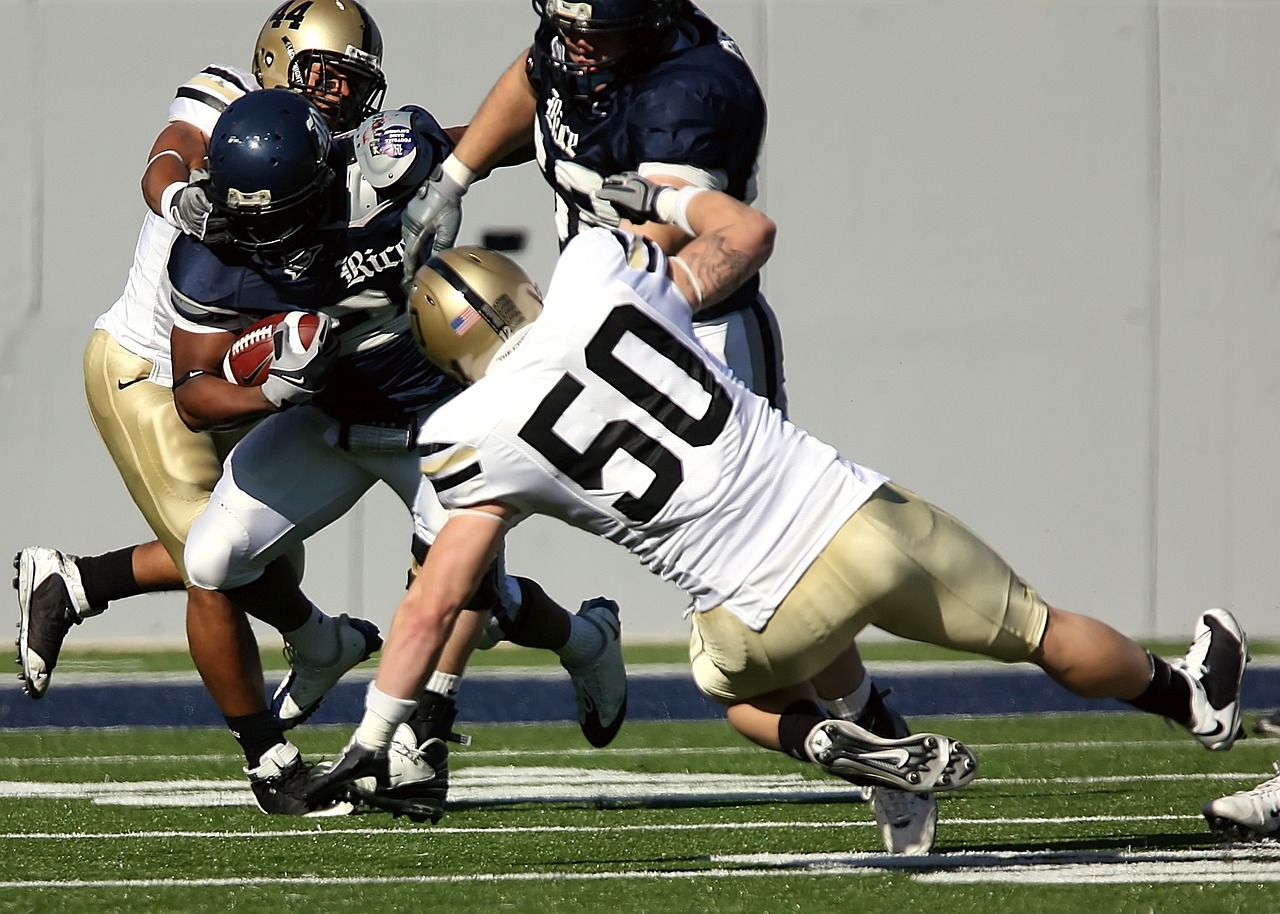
[1175, 608, 1248, 751]
[246, 741, 354, 817]
[13, 547, 100, 699]
[871, 788, 938, 855]
[804, 718, 977, 794]
[1254, 711, 1280, 737]
[863, 695, 938, 855]
[271, 613, 382, 729]
[563, 597, 628, 748]
[1203, 764, 1280, 840]
[348, 723, 448, 824]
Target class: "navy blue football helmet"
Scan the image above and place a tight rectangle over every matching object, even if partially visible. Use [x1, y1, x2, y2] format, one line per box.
[204, 88, 335, 252]
[533, 0, 681, 104]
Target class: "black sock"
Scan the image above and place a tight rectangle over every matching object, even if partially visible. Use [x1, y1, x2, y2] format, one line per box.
[74, 549, 140, 610]
[1124, 653, 1193, 726]
[777, 700, 828, 762]
[408, 690, 467, 745]
[225, 710, 285, 768]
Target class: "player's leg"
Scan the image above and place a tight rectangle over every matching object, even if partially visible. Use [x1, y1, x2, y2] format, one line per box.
[692, 595, 976, 798]
[849, 482, 1247, 751]
[184, 406, 386, 729]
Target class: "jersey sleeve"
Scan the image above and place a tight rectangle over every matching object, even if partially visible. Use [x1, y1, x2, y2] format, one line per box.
[167, 63, 257, 134]
[167, 236, 251, 334]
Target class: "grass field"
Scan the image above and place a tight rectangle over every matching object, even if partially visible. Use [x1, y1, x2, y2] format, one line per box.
[3, 703, 1280, 913]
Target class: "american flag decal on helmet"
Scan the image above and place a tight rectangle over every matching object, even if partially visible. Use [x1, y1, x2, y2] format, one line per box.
[450, 307, 482, 336]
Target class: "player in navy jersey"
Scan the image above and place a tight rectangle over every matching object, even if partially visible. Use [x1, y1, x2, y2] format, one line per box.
[169, 90, 625, 821]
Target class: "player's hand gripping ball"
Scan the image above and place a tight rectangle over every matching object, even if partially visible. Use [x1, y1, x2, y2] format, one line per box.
[222, 311, 336, 408]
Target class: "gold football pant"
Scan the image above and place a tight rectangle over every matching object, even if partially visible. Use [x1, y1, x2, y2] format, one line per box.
[82, 330, 243, 585]
[691, 482, 1049, 703]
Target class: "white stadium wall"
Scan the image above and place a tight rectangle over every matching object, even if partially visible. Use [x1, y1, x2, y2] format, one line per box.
[1, 0, 1277, 646]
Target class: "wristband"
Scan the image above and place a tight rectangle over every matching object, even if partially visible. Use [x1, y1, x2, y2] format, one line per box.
[159, 181, 186, 228]
[440, 153, 478, 193]
[667, 185, 708, 237]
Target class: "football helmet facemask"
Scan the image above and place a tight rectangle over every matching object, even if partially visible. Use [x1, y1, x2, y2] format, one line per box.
[533, 0, 681, 104]
[204, 89, 335, 254]
[254, 0, 387, 132]
[407, 247, 544, 385]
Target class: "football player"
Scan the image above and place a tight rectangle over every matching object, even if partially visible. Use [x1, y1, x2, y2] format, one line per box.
[166, 88, 623, 824]
[310, 176, 1250, 845]
[14, 0, 513, 817]
[396, 0, 939, 850]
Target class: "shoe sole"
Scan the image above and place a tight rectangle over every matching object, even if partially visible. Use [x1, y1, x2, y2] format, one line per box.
[271, 619, 383, 729]
[1204, 811, 1280, 842]
[12, 550, 45, 699]
[812, 722, 977, 793]
[349, 786, 446, 825]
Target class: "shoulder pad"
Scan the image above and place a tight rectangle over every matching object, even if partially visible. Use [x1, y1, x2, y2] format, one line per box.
[354, 109, 423, 189]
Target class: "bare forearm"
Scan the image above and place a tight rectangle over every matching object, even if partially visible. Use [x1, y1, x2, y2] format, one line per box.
[452, 50, 539, 175]
[142, 122, 209, 215]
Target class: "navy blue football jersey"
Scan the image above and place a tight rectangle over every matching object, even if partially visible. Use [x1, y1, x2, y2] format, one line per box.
[529, 5, 766, 318]
[169, 106, 459, 425]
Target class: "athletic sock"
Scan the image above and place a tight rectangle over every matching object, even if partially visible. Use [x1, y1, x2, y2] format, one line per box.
[226, 710, 285, 768]
[1124, 652, 1193, 726]
[74, 548, 139, 611]
[777, 700, 828, 762]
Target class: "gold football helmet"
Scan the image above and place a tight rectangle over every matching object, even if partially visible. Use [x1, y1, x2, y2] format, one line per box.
[407, 247, 544, 385]
[253, 0, 386, 132]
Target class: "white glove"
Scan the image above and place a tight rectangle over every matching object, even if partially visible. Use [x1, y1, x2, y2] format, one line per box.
[260, 312, 339, 409]
[401, 156, 473, 283]
[164, 169, 232, 244]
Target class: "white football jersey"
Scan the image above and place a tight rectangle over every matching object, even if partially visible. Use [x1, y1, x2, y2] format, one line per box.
[93, 64, 256, 386]
[416, 229, 887, 630]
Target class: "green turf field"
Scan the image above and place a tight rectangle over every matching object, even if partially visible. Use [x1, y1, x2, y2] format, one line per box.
[2, 711, 1278, 914]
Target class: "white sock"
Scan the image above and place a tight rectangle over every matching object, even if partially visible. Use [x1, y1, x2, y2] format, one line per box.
[824, 678, 873, 721]
[354, 683, 418, 751]
[426, 671, 462, 699]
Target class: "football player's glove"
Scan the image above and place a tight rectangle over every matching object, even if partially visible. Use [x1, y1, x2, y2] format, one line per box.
[260, 311, 339, 409]
[595, 171, 673, 226]
[306, 737, 387, 806]
[168, 170, 232, 244]
[401, 160, 469, 284]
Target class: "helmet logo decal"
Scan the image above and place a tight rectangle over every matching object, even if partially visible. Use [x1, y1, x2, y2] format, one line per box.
[269, 0, 313, 31]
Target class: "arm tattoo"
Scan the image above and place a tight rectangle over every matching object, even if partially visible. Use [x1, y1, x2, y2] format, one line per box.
[678, 230, 754, 310]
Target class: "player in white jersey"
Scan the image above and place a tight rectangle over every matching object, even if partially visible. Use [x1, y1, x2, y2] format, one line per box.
[308, 175, 1249, 842]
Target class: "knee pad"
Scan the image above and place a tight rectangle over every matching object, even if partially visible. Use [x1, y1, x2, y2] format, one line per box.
[183, 502, 259, 591]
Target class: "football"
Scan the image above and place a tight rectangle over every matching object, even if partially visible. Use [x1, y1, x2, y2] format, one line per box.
[221, 311, 323, 387]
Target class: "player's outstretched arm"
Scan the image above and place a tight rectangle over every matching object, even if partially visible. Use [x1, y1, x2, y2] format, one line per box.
[596, 173, 776, 312]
